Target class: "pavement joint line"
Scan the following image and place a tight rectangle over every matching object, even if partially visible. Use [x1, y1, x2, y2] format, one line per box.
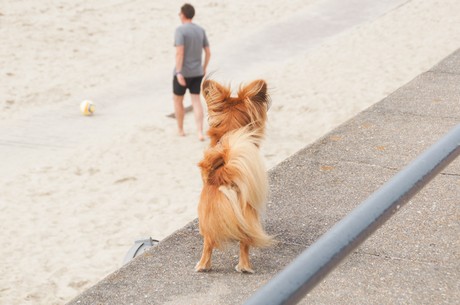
[277, 241, 308, 248]
[355, 251, 441, 265]
[289, 156, 401, 171]
[439, 172, 460, 177]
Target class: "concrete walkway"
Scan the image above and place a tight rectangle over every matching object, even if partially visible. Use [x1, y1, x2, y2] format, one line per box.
[69, 50, 460, 305]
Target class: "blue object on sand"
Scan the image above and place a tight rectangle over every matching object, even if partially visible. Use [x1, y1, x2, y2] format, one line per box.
[123, 237, 159, 265]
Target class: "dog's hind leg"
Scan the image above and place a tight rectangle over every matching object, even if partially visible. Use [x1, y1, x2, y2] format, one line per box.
[235, 242, 254, 274]
[195, 237, 213, 272]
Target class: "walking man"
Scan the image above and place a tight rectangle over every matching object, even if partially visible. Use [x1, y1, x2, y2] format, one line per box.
[173, 3, 211, 141]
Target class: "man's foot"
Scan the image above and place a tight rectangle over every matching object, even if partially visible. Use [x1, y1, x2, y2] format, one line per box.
[198, 133, 205, 141]
[178, 130, 186, 137]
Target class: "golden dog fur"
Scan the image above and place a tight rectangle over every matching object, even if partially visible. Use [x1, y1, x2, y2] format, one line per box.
[195, 79, 273, 273]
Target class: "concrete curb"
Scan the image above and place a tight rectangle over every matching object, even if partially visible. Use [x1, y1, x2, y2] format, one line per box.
[69, 49, 460, 305]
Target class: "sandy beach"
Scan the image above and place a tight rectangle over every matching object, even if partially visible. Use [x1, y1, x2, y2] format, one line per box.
[1, 0, 459, 304]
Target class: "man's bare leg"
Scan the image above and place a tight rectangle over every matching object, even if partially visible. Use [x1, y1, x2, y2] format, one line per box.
[190, 94, 204, 141]
[173, 94, 186, 136]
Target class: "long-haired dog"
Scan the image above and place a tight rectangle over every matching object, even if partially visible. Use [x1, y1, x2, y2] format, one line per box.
[195, 79, 273, 273]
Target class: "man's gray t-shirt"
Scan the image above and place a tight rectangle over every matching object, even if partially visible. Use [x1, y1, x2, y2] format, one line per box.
[174, 23, 209, 77]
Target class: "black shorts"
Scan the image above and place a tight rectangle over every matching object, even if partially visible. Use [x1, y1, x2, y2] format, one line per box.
[173, 75, 204, 96]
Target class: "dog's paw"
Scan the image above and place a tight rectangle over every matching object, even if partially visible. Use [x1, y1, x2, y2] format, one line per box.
[235, 264, 254, 274]
[195, 262, 212, 272]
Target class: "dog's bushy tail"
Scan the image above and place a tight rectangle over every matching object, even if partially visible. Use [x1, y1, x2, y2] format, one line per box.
[198, 126, 273, 248]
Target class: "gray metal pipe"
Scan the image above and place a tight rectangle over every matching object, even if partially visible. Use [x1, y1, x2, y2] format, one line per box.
[244, 124, 460, 305]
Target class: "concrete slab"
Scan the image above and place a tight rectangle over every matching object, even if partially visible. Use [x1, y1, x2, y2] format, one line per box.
[304, 251, 459, 304]
[360, 173, 460, 263]
[373, 71, 460, 119]
[303, 111, 459, 171]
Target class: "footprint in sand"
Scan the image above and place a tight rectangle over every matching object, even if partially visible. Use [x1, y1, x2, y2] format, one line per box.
[113, 177, 137, 184]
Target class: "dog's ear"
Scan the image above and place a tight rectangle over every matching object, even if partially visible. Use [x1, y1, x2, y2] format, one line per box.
[238, 80, 269, 105]
[201, 79, 215, 97]
[201, 80, 229, 104]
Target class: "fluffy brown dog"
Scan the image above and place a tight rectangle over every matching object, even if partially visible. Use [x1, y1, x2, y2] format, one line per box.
[202, 79, 270, 147]
[195, 79, 273, 273]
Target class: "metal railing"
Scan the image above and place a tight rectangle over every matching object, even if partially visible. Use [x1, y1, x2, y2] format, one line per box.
[244, 124, 460, 305]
